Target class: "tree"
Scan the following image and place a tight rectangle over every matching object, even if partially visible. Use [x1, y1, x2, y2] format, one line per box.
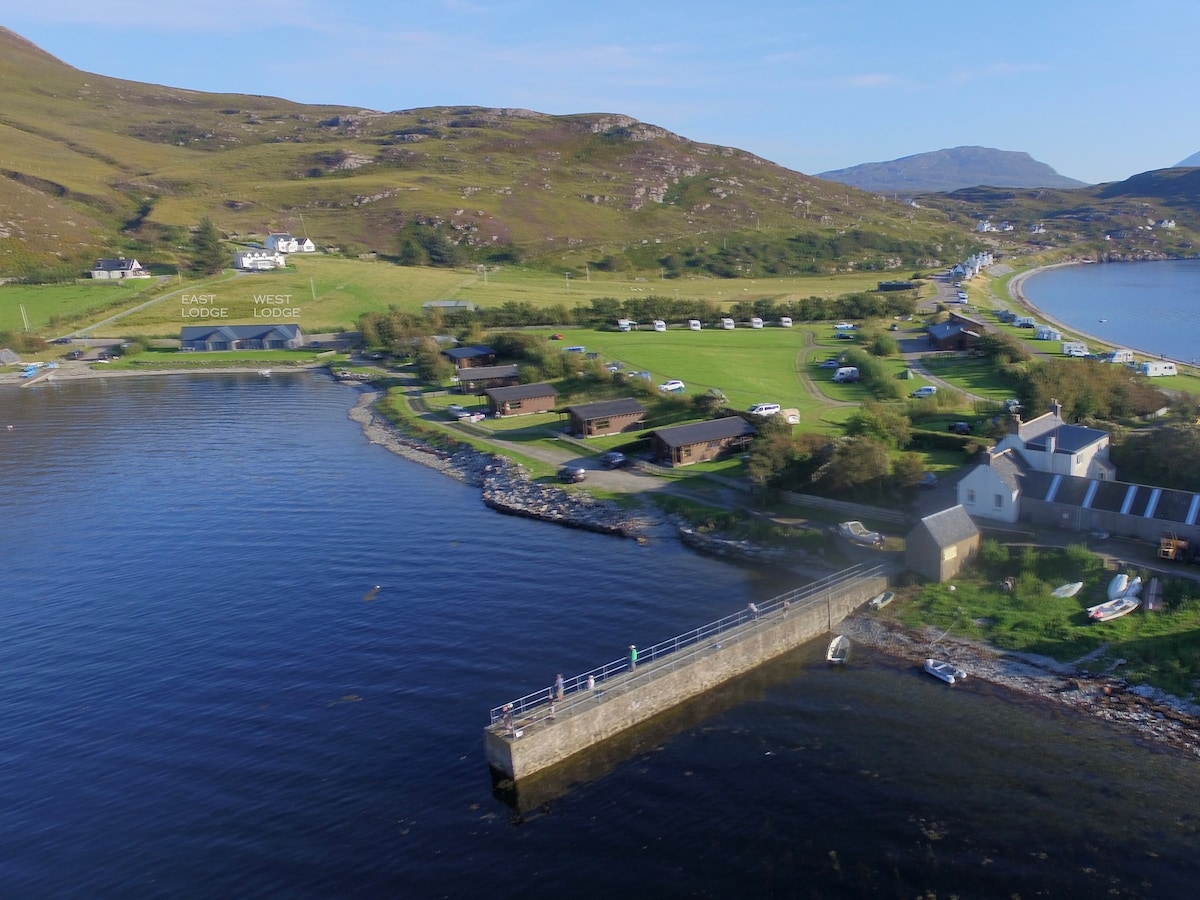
[191, 218, 225, 274]
[414, 337, 455, 384]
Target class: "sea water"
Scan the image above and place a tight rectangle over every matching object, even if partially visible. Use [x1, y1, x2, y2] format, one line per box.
[1, 373, 1198, 898]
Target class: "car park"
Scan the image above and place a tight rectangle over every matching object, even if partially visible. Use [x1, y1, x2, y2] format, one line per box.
[557, 465, 587, 483]
[659, 379, 685, 393]
[601, 451, 628, 469]
[949, 421, 972, 435]
[912, 386, 937, 398]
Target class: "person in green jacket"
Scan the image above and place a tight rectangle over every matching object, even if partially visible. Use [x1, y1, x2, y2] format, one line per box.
[629, 644, 638, 671]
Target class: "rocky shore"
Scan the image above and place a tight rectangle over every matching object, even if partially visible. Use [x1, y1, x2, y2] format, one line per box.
[841, 614, 1200, 758]
[348, 390, 652, 538]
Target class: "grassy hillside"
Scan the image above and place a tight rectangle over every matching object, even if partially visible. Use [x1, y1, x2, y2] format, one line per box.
[0, 27, 979, 279]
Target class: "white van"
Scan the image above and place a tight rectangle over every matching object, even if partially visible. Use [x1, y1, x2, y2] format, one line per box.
[688, 319, 702, 331]
[833, 367, 860, 383]
[653, 320, 667, 332]
[748, 403, 781, 417]
[721, 317, 735, 330]
[912, 386, 937, 398]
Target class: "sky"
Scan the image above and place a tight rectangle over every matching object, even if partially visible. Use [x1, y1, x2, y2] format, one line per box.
[7, 1, 1199, 185]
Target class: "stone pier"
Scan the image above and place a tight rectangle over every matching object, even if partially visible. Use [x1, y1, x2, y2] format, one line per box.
[485, 566, 888, 781]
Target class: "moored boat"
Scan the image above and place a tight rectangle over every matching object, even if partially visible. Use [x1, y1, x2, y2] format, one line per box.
[826, 634, 850, 665]
[924, 658, 966, 685]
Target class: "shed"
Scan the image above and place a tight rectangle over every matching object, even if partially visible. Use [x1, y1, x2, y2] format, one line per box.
[485, 383, 559, 417]
[906, 505, 981, 582]
[565, 398, 646, 437]
[648, 416, 757, 467]
[457, 364, 520, 394]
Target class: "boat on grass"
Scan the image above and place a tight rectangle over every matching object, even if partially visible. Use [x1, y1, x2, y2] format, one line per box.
[1087, 595, 1140, 622]
[924, 658, 966, 685]
[1052, 581, 1084, 598]
[826, 635, 850, 665]
[1107, 573, 1128, 600]
[868, 590, 895, 610]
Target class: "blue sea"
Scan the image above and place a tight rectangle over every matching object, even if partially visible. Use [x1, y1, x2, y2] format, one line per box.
[3, 373, 1200, 898]
[1022, 258, 1200, 364]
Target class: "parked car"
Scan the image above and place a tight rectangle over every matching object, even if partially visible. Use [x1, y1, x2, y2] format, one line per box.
[819, 359, 840, 369]
[446, 404, 472, 420]
[67, 349, 84, 359]
[748, 403, 781, 417]
[659, 379, 686, 393]
[949, 421, 972, 435]
[1004, 398, 1022, 412]
[601, 451, 628, 469]
[912, 386, 937, 398]
[51, 337, 72, 345]
[557, 465, 587, 483]
[919, 472, 939, 489]
[550, 333, 564, 340]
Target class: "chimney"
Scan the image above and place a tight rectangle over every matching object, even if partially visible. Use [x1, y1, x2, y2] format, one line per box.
[1050, 398, 1063, 420]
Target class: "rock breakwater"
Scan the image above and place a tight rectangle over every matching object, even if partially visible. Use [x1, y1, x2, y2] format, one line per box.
[350, 391, 648, 538]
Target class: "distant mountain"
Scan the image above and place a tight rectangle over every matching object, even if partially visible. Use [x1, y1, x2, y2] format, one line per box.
[1176, 151, 1200, 167]
[818, 147, 1088, 194]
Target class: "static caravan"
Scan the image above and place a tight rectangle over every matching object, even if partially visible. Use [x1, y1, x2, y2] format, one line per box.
[779, 316, 793, 328]
[1062, 341, 1088, 357]
[1036, 326, 1062, 341]
[750, 317, 764, 329]
[721, 318, 735, 330]
[688, 319, 702, 331]
[1141, 360, 1177, 377]
[616, 318, 634, 332]
[1107, 348, 1134, 364]
[833, 366, 860, 383]
[653, 320, 667, 332]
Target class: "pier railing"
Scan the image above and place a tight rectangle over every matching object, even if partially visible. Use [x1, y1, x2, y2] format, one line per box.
[489, 564, 883, 726]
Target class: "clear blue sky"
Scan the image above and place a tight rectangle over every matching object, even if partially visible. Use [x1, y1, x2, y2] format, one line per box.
[8, 1, 1198, 185]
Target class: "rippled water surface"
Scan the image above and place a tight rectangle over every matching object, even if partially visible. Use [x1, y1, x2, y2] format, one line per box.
[2, 374, 1199, 898]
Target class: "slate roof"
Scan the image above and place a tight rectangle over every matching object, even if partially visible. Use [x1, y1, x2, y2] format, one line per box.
[927, 321, 979, 342]
[180, 324, 302, 341]
[566, 398, 646, 420]
[915, 505, 980, 548]
[460, 364, 519, 381]
[442, 344, 496, 361]
[1024, 423, 1108, 454]
[485, 382, 559, 403]
[649, 416, 757, 449]
[92, 257, 142, 271]
[987, 448, 1027, 492]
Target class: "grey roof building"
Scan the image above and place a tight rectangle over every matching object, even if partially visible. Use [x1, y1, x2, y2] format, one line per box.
[906, 505, 981, 582]
[648, 416, 757, 467]
[179, 324, 305, 351]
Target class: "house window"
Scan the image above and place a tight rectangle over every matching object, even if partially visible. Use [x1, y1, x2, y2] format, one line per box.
[593, 418, 610, 430]
[994, 494, 1003, 509]
[707, 441, 720, 449]
[966, 489, 976, 504]
[509, 399, 523, 410]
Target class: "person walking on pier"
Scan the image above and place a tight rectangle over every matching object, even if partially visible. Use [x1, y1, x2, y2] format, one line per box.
[748, 602, 759, 620]
[629, 644, 638, 671]
[586, 674, 595, 691]
[554, 673, 564, 701]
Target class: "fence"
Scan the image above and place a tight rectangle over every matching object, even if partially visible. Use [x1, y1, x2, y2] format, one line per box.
[489, 564, 883, 726]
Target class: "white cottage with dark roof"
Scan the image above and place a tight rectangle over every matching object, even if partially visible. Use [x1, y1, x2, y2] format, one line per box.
[993, 399, 1114, 480]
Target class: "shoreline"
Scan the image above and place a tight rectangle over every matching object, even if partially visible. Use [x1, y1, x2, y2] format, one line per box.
[1007, 261, 1198, 371]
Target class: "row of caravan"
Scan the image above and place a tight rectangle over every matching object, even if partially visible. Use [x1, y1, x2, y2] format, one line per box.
[617, 317, 795, 332]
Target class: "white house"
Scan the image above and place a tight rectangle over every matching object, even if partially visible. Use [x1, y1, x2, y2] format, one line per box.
[91, 257, 149, 279]
[993, 399, 1115, 480]
[264, 233, 316, 254]
[234, 249, 287, 270]
[956, 448, 1026, 523]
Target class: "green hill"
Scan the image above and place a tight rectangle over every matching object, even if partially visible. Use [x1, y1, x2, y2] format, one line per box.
[0, 26, 980, 279]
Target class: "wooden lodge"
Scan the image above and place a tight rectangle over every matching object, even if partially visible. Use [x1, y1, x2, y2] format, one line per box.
[648, 416, 756, 467]
[485, 383, 559, 417]
[565, 398, 646, 438]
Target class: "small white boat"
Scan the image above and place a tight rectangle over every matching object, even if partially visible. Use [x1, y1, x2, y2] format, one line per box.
[260, 369, 272, 377]
[826, 634, 850, 665]
[924, 658, 966, 685]
[1052, 581, 1084, 599]
[1088, 595, 1140, 622]
[1107, 573, 1129, 600]
[868, 590, 895, 610]
[1122, 576, 1142, 598]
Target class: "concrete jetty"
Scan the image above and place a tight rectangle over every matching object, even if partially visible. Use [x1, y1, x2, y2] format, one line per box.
[485, 565, 888, 781]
